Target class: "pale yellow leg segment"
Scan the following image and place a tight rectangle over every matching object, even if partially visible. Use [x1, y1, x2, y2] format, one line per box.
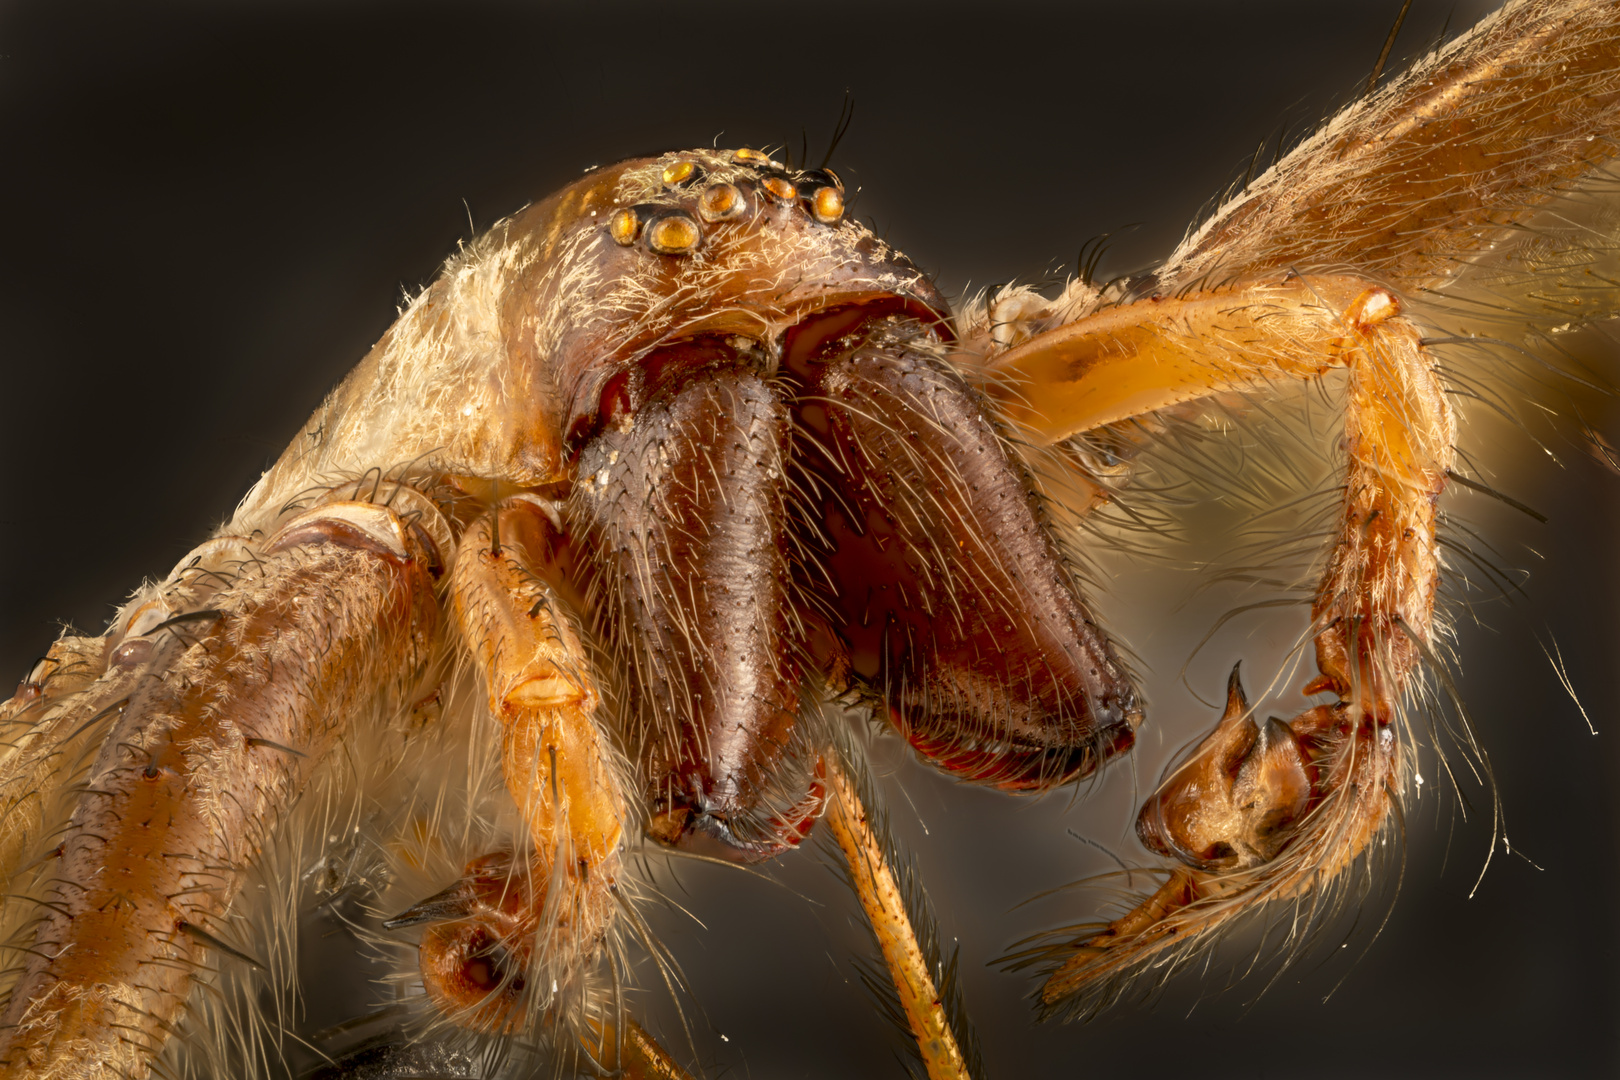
[420, 496, 629, 1034]
[585, 1018, 695, 1080]
[450, 498, 623, 882]
[825, 761, 970, 1080]
[980, 278, 1456, 1010]
[975, 274, 1392, 443]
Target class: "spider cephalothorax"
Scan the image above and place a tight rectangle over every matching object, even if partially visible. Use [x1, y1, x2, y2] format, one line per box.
[372, 148, 1143, 863]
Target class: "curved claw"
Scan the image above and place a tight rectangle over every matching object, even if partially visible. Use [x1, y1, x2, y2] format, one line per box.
[383, 883, 480, 930]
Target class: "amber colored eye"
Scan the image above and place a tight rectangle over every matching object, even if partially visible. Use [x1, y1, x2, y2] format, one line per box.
[608, 208, 640, 246]
[698, 182, 745, 222]
[810, 185, 844, 224]
[761, 175, 796, 203]
[646, 212, 701, 254]
[662, 159, 697, 186]
[732, 147, 779, 169]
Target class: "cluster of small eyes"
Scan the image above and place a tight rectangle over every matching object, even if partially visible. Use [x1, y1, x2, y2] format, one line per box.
[608, 147, 847, 256]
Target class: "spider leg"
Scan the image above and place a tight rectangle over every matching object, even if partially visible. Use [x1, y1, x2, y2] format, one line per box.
[0, 499, 444, 1077]
[390, 498, 644, 1051]
[979, 274, 1393, 443]
[824, 755, 970, 1080]
[788, 311, 1141, 790]
[569, 346, 823, 863]
[0, 635, 115, 898]
[584, 1016, 695, 1080]
[980, 278, 1452, 1010]
[0, 536, 266, 900]
[972, 0, 1620, 1011]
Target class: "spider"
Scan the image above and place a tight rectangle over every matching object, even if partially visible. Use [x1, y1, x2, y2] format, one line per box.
[0, 2, 1613, 1080]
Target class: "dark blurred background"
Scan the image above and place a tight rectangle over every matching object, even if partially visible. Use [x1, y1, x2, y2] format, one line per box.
[3, 1, 1616, 1076]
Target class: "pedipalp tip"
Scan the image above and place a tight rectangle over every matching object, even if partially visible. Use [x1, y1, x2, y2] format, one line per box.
[382, 883, 473, 929]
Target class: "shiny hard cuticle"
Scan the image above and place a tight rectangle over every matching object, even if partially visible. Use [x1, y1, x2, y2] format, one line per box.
[810, 185, 845, 223]
[732, 147, 779, 169]
[762, 175, 796, 202]
[662, 159, 697, 186]
[699, 182, 744, 221]
[646, 211, 701, 254]
[608, 207, 640, 246]
[111, 638, 153, 669]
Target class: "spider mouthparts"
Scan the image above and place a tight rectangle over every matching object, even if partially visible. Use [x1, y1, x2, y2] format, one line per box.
[649, 773, 829, 865]
[382, 884, 473, 929]
[650, 805, 788, 864]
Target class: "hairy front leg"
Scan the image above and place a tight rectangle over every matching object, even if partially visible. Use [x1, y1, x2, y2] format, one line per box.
[389, 497, 664, 1070]
[0, 536, 265, 897]
[0, 635, 115, 899]
[0, 500, 443, 1078]
[982, 281, 1453, 1009]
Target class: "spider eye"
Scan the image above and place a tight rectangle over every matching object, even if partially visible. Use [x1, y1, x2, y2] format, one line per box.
[760, 174, 797, 203]
[699, 182, 745, 221]
[661, 158, 699, 186]
[645, 211, 701, 255]
[608, 207, 640, 246]
[731, 146, 780, 169]
[809, 184, 844, 224]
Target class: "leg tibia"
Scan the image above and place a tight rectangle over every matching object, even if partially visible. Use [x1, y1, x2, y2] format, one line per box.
[0, 501, 442, 1078]
[1311, 301, 1454, 707]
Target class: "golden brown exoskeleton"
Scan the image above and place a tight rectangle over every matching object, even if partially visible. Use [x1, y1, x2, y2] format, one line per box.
[1, 1, 1618, 1077]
